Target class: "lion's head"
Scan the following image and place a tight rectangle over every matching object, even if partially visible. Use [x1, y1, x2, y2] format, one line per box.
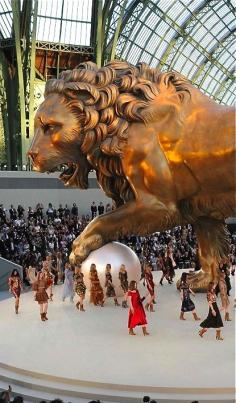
[29, 60, 191, 205]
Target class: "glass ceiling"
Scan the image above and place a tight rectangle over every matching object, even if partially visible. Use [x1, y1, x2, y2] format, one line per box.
[0, 0, 235, 105]
[0, 0, 12, 39]
[0, 0, 93, 45]
[36, 0, 92, 45]
[111, 0, 235, 106]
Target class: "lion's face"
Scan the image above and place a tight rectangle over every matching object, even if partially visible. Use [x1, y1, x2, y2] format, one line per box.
[29, 93, 82, 173]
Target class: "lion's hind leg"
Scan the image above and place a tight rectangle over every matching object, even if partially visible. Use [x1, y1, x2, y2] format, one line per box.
[186, 217, 230, 292]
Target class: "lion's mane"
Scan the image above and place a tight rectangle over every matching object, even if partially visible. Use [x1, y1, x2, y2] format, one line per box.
[45, 60, 191, 206]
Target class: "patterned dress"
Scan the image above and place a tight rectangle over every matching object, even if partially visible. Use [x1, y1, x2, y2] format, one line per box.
[180, 282, 195, 312]
[33, 279, 49, 304]
[8, 276, 22, 298]
[119, 271, 128, 293]
[218, 277, 229, 309]
[43, 269, 54, 286]
[105, 272, 116, 297]
[90, 271, 104, 305]
[200, 291, 223, 329]
[74, 272, 86, 297]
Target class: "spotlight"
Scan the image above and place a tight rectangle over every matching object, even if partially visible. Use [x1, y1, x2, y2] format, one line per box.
[22, 164, 27, 171]
[0, 163, 7, 170]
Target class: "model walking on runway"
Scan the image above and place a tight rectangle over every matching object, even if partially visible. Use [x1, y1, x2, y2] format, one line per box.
[199, 282, 224, 340]
[158, 253, 172, 285]
[179, 272, 200, 321]
[42, 260, 54, 301]
[62, 263, 74, 302]
[143, 263, 156, 312]
[127, 280, 149, 336]
[8, 269, 22, 314]
[26, 265, 37, 285]
[104, 264, 120, 306]
[218, 270, 231, 321]
[119, 264, 128, 308]
[89, 263, 104, 306]
[33, 271, 50, 321]
[74, 264, 86, 311]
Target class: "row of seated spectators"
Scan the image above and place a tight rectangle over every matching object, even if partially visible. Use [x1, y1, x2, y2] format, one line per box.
[0, 388, 200, 403]
[0, 203, 235, 280]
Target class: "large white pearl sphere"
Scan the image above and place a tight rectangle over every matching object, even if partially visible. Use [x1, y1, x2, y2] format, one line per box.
[81, 242, 141, 298]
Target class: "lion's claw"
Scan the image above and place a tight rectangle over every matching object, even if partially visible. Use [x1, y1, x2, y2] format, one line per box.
[70, 233, 104, 264]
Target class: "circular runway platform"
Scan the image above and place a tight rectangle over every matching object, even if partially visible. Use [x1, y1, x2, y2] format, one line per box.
[0, 270, 234, 403]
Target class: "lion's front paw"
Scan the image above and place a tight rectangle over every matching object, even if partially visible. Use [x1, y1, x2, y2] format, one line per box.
[176, 270, 212, 292]
[69, 232, 104, 265]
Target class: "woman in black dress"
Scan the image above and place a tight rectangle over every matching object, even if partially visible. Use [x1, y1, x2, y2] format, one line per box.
[199, 282, 224, 340]
[179, 272, 200, 321]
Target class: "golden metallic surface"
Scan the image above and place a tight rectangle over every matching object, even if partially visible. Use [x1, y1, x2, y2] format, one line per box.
[28, 60, 235, 291]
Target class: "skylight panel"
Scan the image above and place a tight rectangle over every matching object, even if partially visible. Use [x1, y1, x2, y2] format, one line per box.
[0, 0, 11, 13]
[167, 1, 190, 25]
[139, 52, 152, 64]
[129, 21, 142, 41]
[152, 39, 169, 60]
[127, 43, 142, 65]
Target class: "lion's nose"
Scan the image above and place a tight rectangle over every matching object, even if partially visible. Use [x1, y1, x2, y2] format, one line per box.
[28, 150, 38, 164]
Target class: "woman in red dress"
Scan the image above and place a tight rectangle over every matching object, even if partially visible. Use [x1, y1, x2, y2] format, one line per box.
[8, 269, 22, 314]
[127, 280, 149, 336]
[144, 263, 156, 312]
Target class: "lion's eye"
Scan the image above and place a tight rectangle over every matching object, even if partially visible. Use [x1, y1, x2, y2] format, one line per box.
[44, 124, 54, 133]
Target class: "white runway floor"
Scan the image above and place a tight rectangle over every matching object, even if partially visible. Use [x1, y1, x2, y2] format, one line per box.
[0, 270, 235, 403]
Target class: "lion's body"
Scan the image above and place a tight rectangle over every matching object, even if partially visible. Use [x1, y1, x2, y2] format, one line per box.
[29, 60, 236, 291]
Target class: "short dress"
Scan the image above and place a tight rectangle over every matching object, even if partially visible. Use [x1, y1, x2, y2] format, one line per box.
[33, 279, 49, 304]
[119, 271, 128, 293]
[8, 277, 21, 298]
[128, 290, 147, 329]
[74, 272, 86, 297]
[105, 272, 116, 297]
[200, 291, 223, 329]
[180, 283, 195, 312]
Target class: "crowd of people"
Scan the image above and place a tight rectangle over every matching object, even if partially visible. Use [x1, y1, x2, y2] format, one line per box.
[0, 390, 200, 403]
[1, 202, 235, 400]
[1, 202, 235, 286]
[0, 202, 219, 276]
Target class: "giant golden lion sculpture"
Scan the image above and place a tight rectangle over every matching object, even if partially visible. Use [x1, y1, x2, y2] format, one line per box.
[29, 60, 235, 291]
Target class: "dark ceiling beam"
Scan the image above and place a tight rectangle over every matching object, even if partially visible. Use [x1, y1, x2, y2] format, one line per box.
[114, 0, 149, 58]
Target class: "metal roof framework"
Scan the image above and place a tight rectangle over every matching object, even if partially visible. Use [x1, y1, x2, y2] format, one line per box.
[104, 0, 235, 106]
[0, 0, 235, 105]
[0, 0, 235, 168]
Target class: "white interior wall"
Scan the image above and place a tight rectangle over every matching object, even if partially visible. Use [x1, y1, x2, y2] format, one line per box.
[0, 171, 111, 216]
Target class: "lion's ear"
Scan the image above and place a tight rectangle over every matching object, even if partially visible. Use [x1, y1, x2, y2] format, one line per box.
[65, 82, 100, 106]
